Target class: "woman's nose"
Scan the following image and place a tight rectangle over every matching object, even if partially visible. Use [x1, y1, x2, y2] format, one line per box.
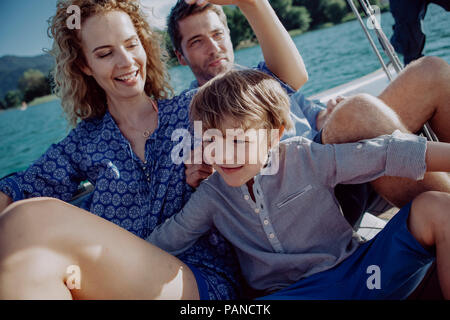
[116, 47, 134, 67]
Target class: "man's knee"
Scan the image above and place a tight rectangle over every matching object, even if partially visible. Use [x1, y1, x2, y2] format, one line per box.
[323, 93, 406, 143]
[407, 56, 450, 86]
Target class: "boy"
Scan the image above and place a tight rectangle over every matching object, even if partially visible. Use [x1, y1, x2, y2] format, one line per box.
[147, 69, 450, 299]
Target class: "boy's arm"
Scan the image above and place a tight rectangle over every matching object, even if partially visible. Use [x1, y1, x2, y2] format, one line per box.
[146, 183, 215, 255]
[425, 141, 450, 172]
[191, 0, 308, 90]
[305, 130, 430, 187]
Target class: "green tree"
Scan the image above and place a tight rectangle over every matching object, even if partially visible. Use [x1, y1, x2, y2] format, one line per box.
[283, 5, 311, 31]
[223, 6, 254, 48]
[293, 0, 329, 27]
[18, 69, 51, 103]
[4, 90, 22, 108]
[323, 0, 348, 24]
[0, 99, 5, 110]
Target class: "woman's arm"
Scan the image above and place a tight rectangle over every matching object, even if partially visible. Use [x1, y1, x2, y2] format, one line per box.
[425, 141, 450, 172]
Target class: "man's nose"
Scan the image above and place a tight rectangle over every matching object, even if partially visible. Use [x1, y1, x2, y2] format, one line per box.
[205, 37, 221, 55]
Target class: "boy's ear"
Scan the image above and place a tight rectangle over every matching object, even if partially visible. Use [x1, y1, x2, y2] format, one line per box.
[279, 125, 285, 139]
[175, 50, 188, 66]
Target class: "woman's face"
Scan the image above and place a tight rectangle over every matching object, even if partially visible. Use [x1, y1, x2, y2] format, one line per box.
[79, 11, 147, 101]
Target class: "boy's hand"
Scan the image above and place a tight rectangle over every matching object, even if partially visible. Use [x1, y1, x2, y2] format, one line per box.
[184, 147, 214, 188]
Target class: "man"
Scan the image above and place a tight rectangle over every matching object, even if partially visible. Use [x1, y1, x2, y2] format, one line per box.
[390, 0, 450, 65]
[168, 0, 450, 226]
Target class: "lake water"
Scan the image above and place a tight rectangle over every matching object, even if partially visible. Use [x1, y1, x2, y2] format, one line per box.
[0, 6, 449, 178]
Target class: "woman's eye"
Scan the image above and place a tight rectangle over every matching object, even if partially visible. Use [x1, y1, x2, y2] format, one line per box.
[98, 52, 111, 58]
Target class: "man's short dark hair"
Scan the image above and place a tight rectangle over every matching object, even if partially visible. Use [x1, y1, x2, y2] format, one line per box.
[167, 0, 229, 55]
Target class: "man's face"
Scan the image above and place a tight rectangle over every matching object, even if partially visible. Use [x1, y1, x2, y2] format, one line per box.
[176, 9, 234, 86]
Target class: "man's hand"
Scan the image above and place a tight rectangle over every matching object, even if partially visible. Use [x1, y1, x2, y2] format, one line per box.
[316, 95, 346, 131]
[185, 147, 214, 189]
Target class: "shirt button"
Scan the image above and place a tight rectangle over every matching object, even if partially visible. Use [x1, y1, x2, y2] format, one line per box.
[269, 233, 275, 239]
[254, 208, 260, 214]
[264, 219, 269, 225]
[356, 143, 363, 149]
[244, 195, 250, 200]
[143, 167, 146, 170]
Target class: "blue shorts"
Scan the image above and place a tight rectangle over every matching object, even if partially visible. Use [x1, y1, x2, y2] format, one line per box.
[258, 203, 435, 300]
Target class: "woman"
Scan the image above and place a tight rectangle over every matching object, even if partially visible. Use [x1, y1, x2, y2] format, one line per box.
[0, 0, 242, 299]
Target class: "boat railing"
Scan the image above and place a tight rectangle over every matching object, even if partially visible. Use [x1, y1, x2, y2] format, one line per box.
[346, 0, 439, 142]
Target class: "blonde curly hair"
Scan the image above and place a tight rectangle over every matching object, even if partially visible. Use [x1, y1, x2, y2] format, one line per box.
[48, 0, 172, 127]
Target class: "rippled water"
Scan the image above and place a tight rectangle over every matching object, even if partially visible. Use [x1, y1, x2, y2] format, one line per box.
[0, 6, 448, 177]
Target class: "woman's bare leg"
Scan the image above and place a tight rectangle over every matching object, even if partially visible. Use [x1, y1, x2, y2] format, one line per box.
[0, 198, 199, 300]
[408, 191, 450, 298]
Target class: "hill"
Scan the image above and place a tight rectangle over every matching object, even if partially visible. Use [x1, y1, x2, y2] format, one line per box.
[0, 54, 54, 98]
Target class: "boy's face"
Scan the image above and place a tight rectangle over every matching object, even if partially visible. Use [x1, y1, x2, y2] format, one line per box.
[175, 9, 234, 86]
[202, 117, 280, 187]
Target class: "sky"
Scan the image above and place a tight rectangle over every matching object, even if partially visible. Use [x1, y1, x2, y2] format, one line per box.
[0, 0, 178, 57]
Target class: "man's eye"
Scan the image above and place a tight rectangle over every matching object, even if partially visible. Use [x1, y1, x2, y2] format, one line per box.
[214, 32, 224, 39]
[190, 39, 201, 47]
[234, 140, 246, 144]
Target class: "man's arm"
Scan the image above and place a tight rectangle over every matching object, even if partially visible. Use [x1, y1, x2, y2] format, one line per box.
[0, 192, 12, 214]
[190, 0, 308, 90]
[236, 0, 307, 90]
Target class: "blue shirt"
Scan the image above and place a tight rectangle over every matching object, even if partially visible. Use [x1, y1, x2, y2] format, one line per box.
[147, 131, 428, 293]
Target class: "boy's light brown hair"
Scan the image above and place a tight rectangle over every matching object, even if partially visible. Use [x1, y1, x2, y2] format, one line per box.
[189, 69, 293, 133]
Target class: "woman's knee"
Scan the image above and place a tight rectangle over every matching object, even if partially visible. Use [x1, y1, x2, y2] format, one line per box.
[0, 198, 66, 244]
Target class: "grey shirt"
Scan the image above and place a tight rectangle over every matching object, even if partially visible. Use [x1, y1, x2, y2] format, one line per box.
[147, 131, 427, 293]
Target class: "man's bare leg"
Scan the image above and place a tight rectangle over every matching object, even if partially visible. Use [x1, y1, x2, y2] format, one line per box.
[0, 198, 199, 300]
[379, 56, 450, 142]
[322, 93, 450, 208]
